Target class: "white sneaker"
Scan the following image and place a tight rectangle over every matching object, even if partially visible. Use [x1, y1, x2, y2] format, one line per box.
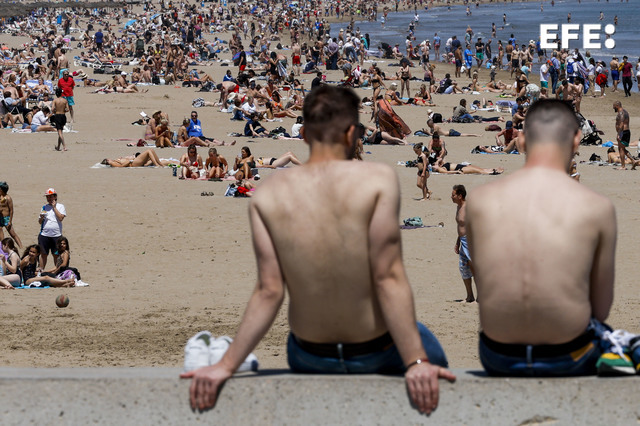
[210, 335, 231, 365]
[183, 331, 213, 372]
[211, 336, 259, 372]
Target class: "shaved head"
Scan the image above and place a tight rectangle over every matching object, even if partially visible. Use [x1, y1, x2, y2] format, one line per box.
[523, 100, 579, 149]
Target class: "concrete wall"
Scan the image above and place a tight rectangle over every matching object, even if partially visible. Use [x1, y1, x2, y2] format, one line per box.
[1, 368, 638, 425]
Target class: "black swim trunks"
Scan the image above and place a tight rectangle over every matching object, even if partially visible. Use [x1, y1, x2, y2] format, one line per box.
[619, 129, 631, 147]
[50, 114, 66, 131]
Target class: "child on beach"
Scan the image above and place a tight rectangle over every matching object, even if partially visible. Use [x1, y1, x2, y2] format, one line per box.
[0, 182, 23, 249]
[19, 244, 40, 284]
[0, 238, 22, 288]
[24, 236, 77, 288]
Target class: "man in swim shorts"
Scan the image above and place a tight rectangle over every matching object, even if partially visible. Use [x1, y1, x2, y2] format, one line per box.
[181, 85, 455, 414]
[452, 184, 475, 303]
[50, 88, 69, 151]
[57, 69, 75, 123]
[613, 101, 631, 170]
[466, 100, 617, 376]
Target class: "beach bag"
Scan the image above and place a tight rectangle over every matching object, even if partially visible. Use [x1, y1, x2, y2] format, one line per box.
[403, 217, 423, 227]
[432, 113, 443, 123]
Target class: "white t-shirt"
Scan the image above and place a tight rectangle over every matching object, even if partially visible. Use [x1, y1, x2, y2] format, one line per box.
[539, 63, 549, 82]
[291, 123, 303, 137]
[32, 111, 48, 127]
[40, 202, 66, 237]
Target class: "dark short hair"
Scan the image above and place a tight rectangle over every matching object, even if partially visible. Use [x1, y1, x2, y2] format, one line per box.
[523, 99, 579, 148]
[453, 184, 466, 199]
[302, 85, 360, 144]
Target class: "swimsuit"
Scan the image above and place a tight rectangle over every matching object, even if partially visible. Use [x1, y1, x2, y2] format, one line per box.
[619, 129, 631, 147]
[373, 131, 383, 145]
[50, 113, 66, 131]
[1, 216, 9, 227]
[443, 162, 465, 172]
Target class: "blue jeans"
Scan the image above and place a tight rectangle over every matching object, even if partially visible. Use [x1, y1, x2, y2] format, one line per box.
[479, 319, 610, 377]
[459, 113, 475, 121]
[287, 322, 448, 374]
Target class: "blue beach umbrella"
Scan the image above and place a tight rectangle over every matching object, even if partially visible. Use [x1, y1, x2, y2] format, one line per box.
[124, 19, 137, 29]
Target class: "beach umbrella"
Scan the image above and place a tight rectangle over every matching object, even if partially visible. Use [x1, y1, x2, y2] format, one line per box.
[124, 19, 137, 29]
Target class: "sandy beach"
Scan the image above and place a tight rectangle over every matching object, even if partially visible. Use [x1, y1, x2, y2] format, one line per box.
[0, 7, 639, 372]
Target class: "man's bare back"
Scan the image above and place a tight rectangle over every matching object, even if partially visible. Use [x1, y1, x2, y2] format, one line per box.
[467, 100, 616, 346]
[252, 160, 394, 343]
[51, 97, 68, 115]
[182, 86, 454, 414]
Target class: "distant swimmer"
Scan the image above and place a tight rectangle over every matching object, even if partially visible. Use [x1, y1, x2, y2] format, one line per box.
[599, 11, 604, 21]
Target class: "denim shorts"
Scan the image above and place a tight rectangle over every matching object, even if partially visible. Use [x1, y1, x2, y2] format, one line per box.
[287, 322, 448, 374]
[479, 319, 610, 377]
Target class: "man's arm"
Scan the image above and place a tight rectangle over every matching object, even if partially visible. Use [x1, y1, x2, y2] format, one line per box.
[367, 168, 455, 414]
[51, 200, 65, 222]
[589, 200, 616, 322]
[180, 200, 285, 411]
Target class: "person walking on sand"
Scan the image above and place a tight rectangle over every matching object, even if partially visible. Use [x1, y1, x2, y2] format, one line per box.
[452, 185, 475, 302]
[613, 101, 632, 170]
[0, 182, 22, 249]
[50, 88, 68, 152]
[181, 85, 455, 414]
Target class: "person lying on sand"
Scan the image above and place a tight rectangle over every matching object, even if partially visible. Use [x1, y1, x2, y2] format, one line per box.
[101, 149, 164, 167]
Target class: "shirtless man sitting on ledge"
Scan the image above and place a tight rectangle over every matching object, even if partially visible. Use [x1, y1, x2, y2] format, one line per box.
[181, 85, 455, 414]
[466, 99, 617, 376]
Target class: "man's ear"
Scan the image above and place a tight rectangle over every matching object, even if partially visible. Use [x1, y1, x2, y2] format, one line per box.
[572, 130, 582, 155]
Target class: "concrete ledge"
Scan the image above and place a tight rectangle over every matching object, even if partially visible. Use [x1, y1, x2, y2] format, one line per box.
[1, 368, 638, 425]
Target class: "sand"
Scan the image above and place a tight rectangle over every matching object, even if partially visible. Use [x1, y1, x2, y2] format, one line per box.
[1, 16, 639, 371]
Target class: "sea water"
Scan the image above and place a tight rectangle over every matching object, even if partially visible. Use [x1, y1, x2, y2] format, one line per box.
[351, 0, 640, 64]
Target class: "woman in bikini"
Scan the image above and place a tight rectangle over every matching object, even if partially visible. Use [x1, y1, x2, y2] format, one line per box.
[399, 62, 412, 99]
[205, 148, 229, 179]
[432, 159, 503, 175]
[412, 84, 435, 106]
[370, 67, 385, 117]
[143, 111, 161, 143]
[255, 151, 302, 168]
[20, 244, 41, 285]
[101, 149, 164, 167]
[362, 125, 408, 145]
[413, 143, 431, 201]
[155, 119, 173, 148]
[233, 146, 255, 181]
[384, 83, 403, 106]
[0, 238, 22, 288]
[180, 144, 204, 179]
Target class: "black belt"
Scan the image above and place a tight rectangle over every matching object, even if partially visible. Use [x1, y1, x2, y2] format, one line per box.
[480, 330, 595, 359]
[293, 332, 395, 359]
